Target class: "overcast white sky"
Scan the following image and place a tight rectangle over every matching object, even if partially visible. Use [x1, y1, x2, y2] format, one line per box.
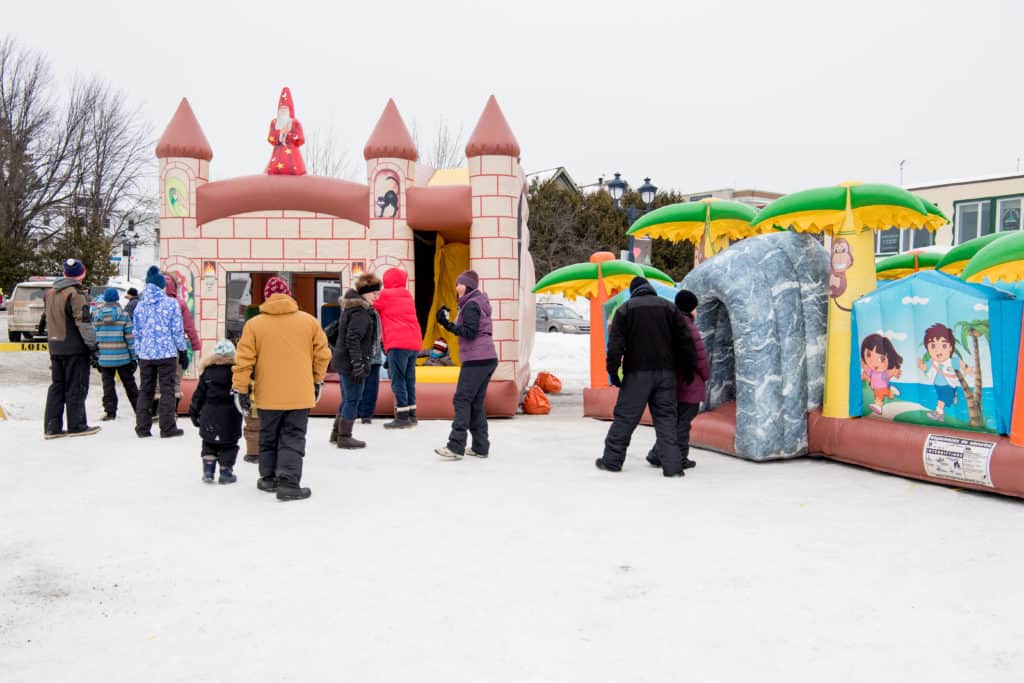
[9, 0, 1024, 194]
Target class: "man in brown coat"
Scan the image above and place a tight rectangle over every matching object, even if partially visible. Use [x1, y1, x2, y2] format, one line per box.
[43, 258, 100, 439]
[232, 277, 330, 501]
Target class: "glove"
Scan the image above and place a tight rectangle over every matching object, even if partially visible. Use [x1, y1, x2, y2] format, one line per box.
[352, 361, 369, 380]
[314, 383, 323, 403]
[178, 350, 190, 371]
[127, 360, 138, 374]
[233, 390, 252, 416]
[435, 306, 451, 325]
[608, 369, 623, 388]
[190, 413, 200, 428]
[90, 351, 101, 370]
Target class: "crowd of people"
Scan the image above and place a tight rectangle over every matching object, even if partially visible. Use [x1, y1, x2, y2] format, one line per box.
[41, 257, 707, 501]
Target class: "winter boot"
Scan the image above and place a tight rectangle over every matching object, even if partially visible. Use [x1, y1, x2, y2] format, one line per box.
[257, 477, 278, 493]
[218, 466, 237, 485]
[595, 458, 621, 472]
[360, 417, 372, 425]
[435, 446, 464, 459]
[681, 456, 697, 470]
[68, 425, 101, 437]
[466, 448, 488, 458]
[160, 427, 184, 438]
[408, 407, 418, 426]
[336, 418, 366, 449]
[276, 482, 312, 501]
[244, 454, 259, 463]
[101, 413, 116, 422]
[202, 459, 216, 483]
[383, 408, 412, 430]
[329, 416, 341, 444]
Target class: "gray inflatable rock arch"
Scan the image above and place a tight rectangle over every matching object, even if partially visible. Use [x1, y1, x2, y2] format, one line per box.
[681, 231, 829, 460]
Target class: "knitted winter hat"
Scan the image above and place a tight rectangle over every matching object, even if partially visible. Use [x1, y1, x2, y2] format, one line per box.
[628, 276, 649, 294]
[63, 258, 85, 278]
[431, 338, 448, 355]
[456, 270, 479, 290]
[264, 276, 291, 298]
[145, 265, 166, 290]
[213, 339, 236, 357]
[103, 287, 120, 303]
[675, 289, 698, 314]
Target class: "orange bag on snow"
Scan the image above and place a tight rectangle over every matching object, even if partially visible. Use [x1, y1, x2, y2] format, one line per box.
[535, 371, 562, 394]
[523, 385, 551, 415]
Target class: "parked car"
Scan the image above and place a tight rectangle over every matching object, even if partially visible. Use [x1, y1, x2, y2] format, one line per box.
[7, 278, 57, 341]
[536, 303, 589, 334]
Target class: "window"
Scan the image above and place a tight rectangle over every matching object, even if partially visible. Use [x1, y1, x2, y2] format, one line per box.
[956, 201, 993, 243]
[875, 228, 901, 256]
[902, 228, 933, 251]
[998, 198, 1021, 231]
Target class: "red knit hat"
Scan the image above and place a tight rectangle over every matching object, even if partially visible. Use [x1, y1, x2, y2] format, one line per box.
[264, 276, 291, 298]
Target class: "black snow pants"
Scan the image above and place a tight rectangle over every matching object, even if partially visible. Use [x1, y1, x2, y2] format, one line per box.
[447, 359, 498, 456]
[202, 441, 239, 469]
[602, 369, 682, 475]
[44, 353, 91, 434]
[136, 358, 178, 436]
[101, 364, 139, 417]
[258, 408, 310, 485]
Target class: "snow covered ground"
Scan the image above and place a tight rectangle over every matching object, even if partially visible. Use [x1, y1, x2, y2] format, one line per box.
[2, 319, 1023, 682]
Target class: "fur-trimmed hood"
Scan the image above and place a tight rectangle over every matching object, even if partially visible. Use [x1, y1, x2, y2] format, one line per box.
[198, 353, 235, 373]
[342, 288, 372, 309]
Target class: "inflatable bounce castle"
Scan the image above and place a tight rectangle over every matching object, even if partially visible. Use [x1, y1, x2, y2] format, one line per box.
[155, 90, 535, 417]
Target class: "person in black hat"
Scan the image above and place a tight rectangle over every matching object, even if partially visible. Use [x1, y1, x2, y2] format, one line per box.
[42, 258, 100, 438]
[124, 287, 140, 319]
[595, 276, 696, 476]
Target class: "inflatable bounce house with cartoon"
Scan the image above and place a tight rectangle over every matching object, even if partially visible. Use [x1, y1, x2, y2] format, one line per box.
[538, 183, 1024, 499]
[155, 89, 535, 417]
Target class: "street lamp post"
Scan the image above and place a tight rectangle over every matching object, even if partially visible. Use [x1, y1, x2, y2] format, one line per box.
[606, 172, 658, 262]
[124, 219, 141, 281]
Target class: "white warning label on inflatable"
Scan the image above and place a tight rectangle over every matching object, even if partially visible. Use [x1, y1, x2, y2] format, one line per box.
[922, 434, 996, 488]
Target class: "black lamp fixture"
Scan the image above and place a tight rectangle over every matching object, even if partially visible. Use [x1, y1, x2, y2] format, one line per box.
[605, 172, 658, 262]
[638, 177, 658, 209]
[607, 172, 627, 206]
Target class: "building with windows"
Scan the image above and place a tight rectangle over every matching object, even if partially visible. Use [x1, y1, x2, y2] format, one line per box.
[874, 173, 1024, 256]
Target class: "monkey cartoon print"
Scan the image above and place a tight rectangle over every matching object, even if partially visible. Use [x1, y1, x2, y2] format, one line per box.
[830, 237, 854, 311]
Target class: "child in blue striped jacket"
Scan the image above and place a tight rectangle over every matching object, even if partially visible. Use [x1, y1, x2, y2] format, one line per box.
[93, 288, 139, 421]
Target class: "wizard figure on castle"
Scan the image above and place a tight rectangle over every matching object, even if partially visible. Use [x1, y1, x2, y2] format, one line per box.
[265, 87, 306, 175]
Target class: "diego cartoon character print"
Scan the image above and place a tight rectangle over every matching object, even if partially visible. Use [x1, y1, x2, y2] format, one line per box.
[915, 322, 973, 422]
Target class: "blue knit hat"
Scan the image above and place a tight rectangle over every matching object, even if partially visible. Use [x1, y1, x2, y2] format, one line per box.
[145, 265, 166, 290]
[103, 287, 119, 302]
[63, 258, 85, 278]
[213, 339, 236, 357]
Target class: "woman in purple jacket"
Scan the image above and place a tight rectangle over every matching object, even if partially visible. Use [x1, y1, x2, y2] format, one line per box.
[433, 270, 497, 459]
[648, 289, 710, 471]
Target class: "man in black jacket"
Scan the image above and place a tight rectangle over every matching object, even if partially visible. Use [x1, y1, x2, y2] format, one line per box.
[596, 277, 695, 476]
[42, 258, 101, 439]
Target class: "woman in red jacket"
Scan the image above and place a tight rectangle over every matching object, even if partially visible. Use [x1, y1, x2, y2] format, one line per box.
[374, 268, 422, 428]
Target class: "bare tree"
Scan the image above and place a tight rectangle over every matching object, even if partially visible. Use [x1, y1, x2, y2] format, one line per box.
[304, 126, 356, 180]
[412, 117, 465, 169]
[0, 36, 90, 242]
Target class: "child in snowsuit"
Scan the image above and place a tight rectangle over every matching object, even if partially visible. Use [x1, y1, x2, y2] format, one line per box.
[418, 337, 455, 366]
[647, 290, 709, 472]
[93, 287, 139, 421]
[434, 270, 497, 459]
[189, 339, 243, 484]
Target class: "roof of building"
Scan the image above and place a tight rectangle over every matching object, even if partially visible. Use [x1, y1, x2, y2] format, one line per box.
[907, 172, 1024, 191]
[465, 95, 520, 158]
[526, 167, 581, 194]
[156, 98, 213, 161]
[363, 99, 418, 161]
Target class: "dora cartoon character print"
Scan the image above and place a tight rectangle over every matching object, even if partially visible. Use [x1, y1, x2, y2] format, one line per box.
[860, 333, 902, 415]
[916, 322, 973, 422]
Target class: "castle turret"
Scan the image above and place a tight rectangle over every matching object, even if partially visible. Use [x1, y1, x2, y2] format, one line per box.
[363, 99, 418, 286]
[155, 98, 212, 355]
[465, 95, 525, 385]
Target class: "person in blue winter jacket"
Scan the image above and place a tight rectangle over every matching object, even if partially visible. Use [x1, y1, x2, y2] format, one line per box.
[133, 266, 188, 438]
[189, 339, 243, 484]
[93, 287, 139, 421]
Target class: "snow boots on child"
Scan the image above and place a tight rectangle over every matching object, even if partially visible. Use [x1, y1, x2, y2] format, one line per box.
[203, 459, 216, 483]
